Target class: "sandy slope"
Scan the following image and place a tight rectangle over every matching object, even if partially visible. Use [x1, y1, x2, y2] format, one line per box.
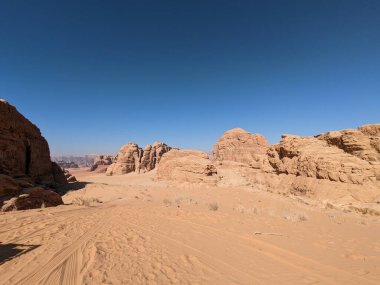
[1, 169, 380, 284]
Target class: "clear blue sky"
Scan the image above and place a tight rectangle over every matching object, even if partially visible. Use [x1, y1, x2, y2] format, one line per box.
[1, 0, 379, 156]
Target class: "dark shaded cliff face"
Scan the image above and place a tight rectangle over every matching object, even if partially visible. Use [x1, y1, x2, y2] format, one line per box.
[0, 99, 54, 183]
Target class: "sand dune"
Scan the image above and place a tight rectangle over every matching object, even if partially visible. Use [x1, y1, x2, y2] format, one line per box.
[1, 169, 379, 285]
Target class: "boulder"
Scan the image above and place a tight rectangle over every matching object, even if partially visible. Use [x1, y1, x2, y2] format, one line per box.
[67, 175, 77, 182]
[157, 150, 218, 184]
[63, 169, 77, 182]
[1, 187, 63, 212]
[213, 128, 269, 165]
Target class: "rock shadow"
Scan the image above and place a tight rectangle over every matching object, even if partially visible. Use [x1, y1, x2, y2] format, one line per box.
[68, 181, 93, 191]
[56, 181, 93, 195]
[0, 242, 40, 265]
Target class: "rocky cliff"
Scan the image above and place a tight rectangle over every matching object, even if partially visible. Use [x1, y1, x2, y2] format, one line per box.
[0, 99, 66, 211]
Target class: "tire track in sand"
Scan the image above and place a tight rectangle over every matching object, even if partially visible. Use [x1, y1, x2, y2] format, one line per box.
[167, 215, 380, 285]
[120, 210, 378, 285]
[0, 206, 96, 235]
[9, 208, 110, 285]
[2, 214, 80, 244]
[120, 218, 266, 285]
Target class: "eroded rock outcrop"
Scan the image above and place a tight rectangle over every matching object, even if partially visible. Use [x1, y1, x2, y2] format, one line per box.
[0, 99, 65, 210]
[212, 126, 380, 210]
[106, 143, 143, 175]
[106, 142, 171, 175]
[93, 155, 114, 166]
[0, 99, 54, 183]
[213, 128, 269, 167]
[64, 170, 77, 182]
[90, 155, 114, 171]
[267, 135, 376, 184]
[1, 187, 63, 212]
[316, 124, 380, 173]
[140, 142, 171, 173]
[157, 150, 218, 184]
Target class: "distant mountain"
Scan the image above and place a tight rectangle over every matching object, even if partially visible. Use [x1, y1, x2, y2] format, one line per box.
[51, 155, 97, 167]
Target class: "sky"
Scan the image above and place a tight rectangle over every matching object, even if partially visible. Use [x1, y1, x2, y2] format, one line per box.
[1, 0, 379, 156]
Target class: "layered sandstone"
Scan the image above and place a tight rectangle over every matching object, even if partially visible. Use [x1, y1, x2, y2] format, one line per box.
[157, 150, 218, 184]
[140, 142, 171, 173]
[90, 155, 114, 171]
[0, 99, 65, 210]
[93, 155, 114, 166]
[0, 99, 54, 183]
[212, 126, 380, 208]
[267, 135, 376, 184]
[316, 124, 380, 178]
[213, 128, 269, 166]
[106, 142, 171, 176]
[1, 187, 63, 212]
[106, 143, 142, 175]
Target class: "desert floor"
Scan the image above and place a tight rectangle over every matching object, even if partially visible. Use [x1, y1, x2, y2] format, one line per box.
[1, 169, 380, 285]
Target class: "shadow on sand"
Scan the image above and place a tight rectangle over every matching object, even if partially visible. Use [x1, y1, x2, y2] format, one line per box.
[69, 181, 93, 191]
[57, 181, 93, 195]
[0, 243, 40, 265]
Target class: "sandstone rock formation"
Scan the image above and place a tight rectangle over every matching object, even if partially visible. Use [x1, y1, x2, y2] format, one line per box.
[140, 142, 171, 173]
[93, 155, 114, 166]
[212, 126, 380, 211]
[157, 150, 218, 184]
[213, 128, 269, 166]
[106, 142, 171, 175]
[316, 124, 380, 176]
[267, 135, 376, 184]
[1, 187, 63, 212]
[0, 99, 54, 183]
[0, 174, 21, 197]
[90, 155, 114, 171]
[0, 99, 65, 211]
[52, 162, 68, 186]
[106, 143, 143, 175]
[64, 170, 77, 182]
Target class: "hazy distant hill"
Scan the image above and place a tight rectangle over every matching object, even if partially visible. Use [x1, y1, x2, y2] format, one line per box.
[51, 155, 97, 167]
